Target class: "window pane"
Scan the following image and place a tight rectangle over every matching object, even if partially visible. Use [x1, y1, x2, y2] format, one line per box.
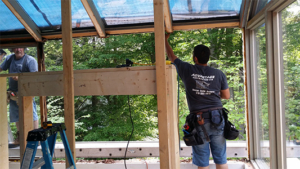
[255, 24, 270, 167]
[169, 0, 242, 21]
[281, 0, 300, 167]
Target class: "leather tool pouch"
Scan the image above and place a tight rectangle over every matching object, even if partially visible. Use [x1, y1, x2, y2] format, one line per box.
[183, 113, 204, 146]
[183, 128, 204, 146]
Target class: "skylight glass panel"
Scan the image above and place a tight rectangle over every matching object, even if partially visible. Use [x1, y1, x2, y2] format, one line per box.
[92, 0, 154, 26]
[169, 0, 243, 21]
[16, 0, 93, 31]
[0, 1, 25, 31]
[255, 0, 271, 15]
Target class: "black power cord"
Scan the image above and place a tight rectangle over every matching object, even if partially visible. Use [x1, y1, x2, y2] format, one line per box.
[124, 95, 134, 169]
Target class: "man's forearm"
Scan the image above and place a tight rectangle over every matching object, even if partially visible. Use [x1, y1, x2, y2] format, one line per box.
[165, 37, 178, 63]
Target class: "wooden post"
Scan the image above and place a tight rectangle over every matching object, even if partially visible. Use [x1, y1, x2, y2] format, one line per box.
[0, 77, 8, 169]
[37, 42, 47, 125]
[61, 0, 76, 165]
[19, 96, 34, 161]
[154, 0, 180, 168]
[166, 67, 180, 169]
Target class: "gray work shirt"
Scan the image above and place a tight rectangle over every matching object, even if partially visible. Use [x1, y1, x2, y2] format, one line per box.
[0, 54, 38, 92]
[174, 58, 228, 112]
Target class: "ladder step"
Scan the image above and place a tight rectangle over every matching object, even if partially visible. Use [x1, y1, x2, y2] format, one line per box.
[32, 157, 45, 169]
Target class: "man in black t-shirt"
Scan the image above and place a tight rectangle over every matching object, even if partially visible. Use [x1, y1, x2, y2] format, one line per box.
[165, 34, 230, 169]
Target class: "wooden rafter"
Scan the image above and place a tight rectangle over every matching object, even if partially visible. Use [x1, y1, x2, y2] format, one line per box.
[2, 0, 42, 42]
[81, 0, 106, 37]
[163, 0, 173, 33]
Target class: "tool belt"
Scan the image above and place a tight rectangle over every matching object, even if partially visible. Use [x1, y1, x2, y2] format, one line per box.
[182, 107, 223, 146]
[7, 91, 18, 105]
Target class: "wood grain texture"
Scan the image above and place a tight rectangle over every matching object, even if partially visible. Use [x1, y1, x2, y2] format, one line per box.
[62, 0, 76, 165]
[0, 78, 8, 169]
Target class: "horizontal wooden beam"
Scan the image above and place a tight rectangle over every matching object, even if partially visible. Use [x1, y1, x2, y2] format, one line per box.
[18, 66, 175, 97]
[0, 42, 38, 49]
[173, 21, 240, 31]
[81, 0, 106, 37]
[2, 0, 42, 42]
[0, 20, 240, 43]
[0, 73, 20, 77]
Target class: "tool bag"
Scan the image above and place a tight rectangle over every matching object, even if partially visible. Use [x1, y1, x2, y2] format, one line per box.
[182, 113, 204, 146]
[222, 108, 239, 140]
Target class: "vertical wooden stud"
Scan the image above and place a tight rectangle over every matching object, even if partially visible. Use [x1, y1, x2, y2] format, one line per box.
[0, 77, 8, 169]
[154, 0, 180, 168]
[61, 0, 76, 165]
[166, 66, 180, 169]
[19, 96, 34, 162]
[37, 42, 47, 125]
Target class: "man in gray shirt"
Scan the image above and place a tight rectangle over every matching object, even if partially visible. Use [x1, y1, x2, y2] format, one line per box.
[165, 34, 230, 169]
[0, 47, 39, 144]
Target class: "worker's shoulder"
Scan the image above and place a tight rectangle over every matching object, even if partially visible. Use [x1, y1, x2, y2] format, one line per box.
[207, 66, 226, 74]
[25, 54, 37, 62]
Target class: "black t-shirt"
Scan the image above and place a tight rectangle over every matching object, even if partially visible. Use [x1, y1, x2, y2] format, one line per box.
[174, 58, 228, 112]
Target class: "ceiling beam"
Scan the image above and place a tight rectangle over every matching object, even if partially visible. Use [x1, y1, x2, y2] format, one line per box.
[163, 0, 173, 33]
[2, 0, 42, 42]
[0, 20, 240, 44]
[81, 0, 106, 37]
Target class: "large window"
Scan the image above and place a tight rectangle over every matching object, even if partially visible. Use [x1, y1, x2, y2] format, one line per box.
[255, 24, 270, 166]
[281, 0, 300, 167]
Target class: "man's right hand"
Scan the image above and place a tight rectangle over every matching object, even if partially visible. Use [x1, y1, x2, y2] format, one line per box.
[12, 76, 18, 81]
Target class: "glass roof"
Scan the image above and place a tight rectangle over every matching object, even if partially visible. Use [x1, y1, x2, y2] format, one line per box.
[0, 0, 243, 33]
[170, 0, 242, 21]
[92, 0, 154, 26]
[255, 0, 271, 15]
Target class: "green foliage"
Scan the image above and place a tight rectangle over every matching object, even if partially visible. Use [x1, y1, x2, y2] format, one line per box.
[281, 1, 300, 140]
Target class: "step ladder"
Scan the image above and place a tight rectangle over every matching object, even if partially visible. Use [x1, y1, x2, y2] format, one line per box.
[20, 123, 76, 169]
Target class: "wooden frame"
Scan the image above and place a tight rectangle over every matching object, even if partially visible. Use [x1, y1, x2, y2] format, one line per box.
[81, 0, 106, 37]
[163, 0, 173, 33]
[15, 65, 177, 167]
[2, 0, 42, 42]
[154, 1, 179, 168]
[0, 78, 8, 169]
[61, 0, 76, 165]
